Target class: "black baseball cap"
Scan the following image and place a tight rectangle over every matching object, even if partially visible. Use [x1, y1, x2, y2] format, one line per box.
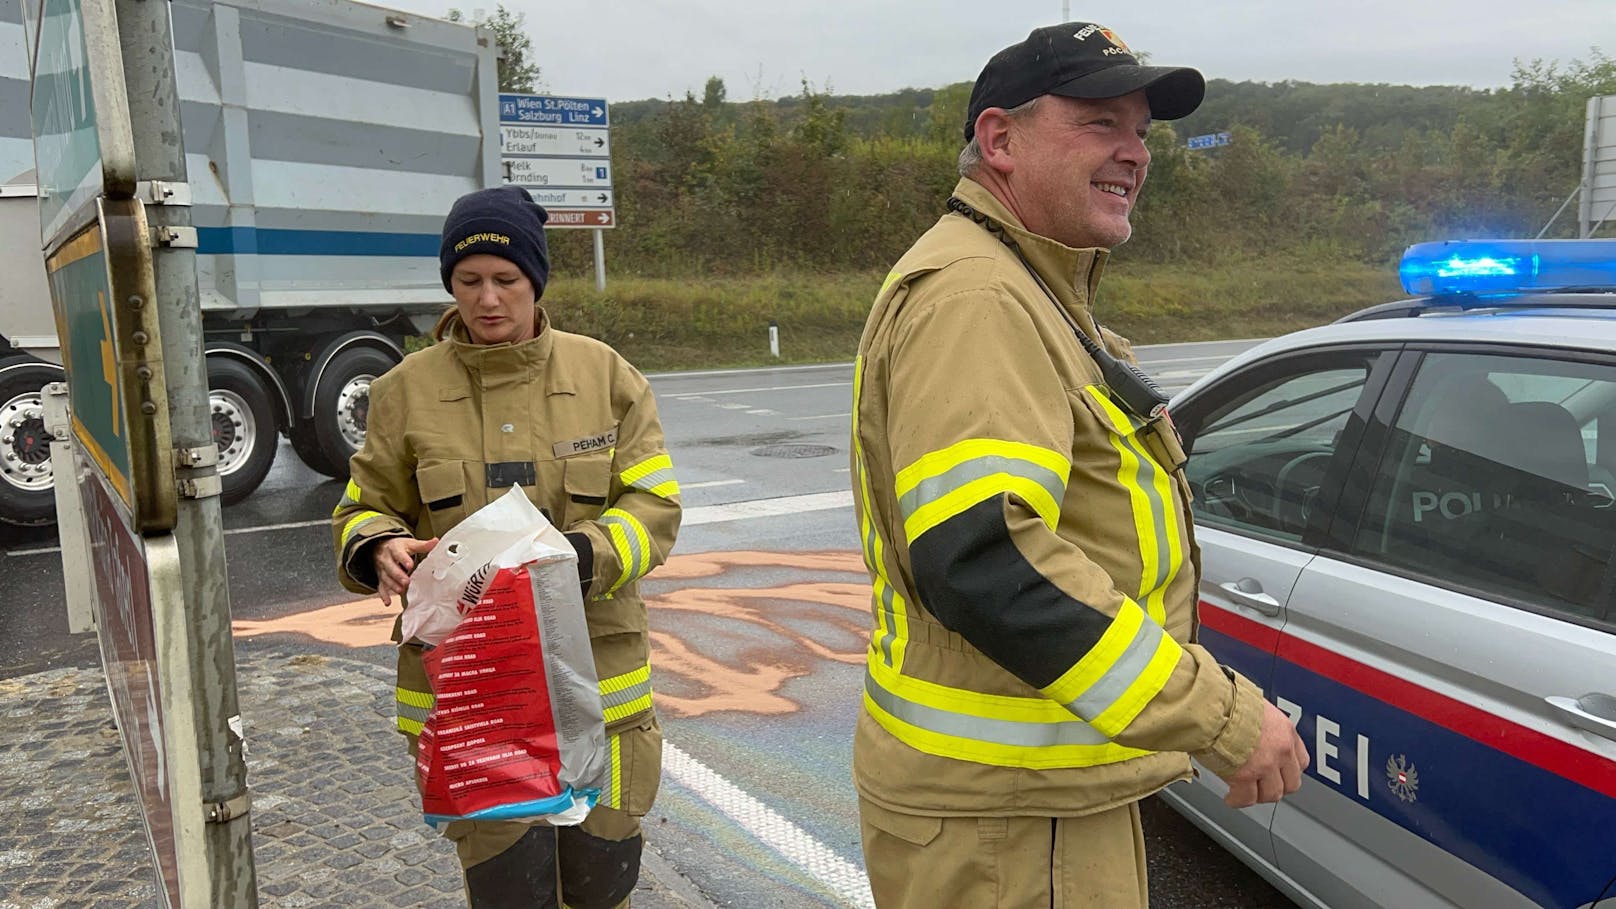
[964, 22, 1205, 140]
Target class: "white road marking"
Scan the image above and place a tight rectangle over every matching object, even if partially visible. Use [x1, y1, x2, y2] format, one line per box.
[648, 362, 852, 380]
[683, 479, 746, 489]
[682, 490, 851, 526]
[9, 492, 856, 557]
[668, 381, 851, 399]
[664, 742, 874, 909]
[788, 412, 851, 421]
[745, 409, 780, 415]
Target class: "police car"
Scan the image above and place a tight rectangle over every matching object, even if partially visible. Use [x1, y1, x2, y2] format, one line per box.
[1158, 239, 1616, 909]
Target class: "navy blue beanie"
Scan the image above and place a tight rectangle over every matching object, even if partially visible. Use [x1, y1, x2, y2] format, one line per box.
[439, 185, 550, 295]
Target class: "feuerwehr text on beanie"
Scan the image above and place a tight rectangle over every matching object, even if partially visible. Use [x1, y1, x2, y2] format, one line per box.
[438, 185, 551, 294]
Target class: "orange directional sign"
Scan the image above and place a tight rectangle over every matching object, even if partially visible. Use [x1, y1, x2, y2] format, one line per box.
[546, 208, 615, 228]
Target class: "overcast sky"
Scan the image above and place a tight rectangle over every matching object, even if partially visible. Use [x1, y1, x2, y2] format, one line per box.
[379, 0, 1612, 103]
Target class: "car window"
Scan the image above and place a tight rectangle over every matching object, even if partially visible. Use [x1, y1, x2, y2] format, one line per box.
[1183, 358, 1374, 543]
[1353, 351, 1616, 626]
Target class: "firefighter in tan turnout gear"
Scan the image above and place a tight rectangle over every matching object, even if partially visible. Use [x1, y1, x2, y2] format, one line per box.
[850, 24, 1308, 908]
[332, 185, 679, 908]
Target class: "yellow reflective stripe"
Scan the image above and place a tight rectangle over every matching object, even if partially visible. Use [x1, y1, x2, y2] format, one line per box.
[340, 510, 386, 549]
[1085, 387, 1179, 626]
[870, 652, 1073, 723]
[603, 733, 623, 809]
[1090, 629, 1182, 737]
[878, 270, 903, 298]
[1039, 599, 1186, 737]
[599, 508, 651, 593]
[853, 356, 909, 671]
[620, 453, 671, 486]
[895, 439, 1069, 543]
[600, 663, 650, 695]
[621, 453, 680, 498]
[332, 479, 363, 517]
[1040, 599, 1149, 705]
[863, 666, 1151, 770]
[600, 663, 653, 723]
[395, 685, 433, 736]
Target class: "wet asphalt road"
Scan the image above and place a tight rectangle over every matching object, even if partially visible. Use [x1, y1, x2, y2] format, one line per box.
[0, 341, 1295, 908]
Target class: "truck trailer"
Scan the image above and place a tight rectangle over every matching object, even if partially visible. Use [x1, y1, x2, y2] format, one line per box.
[1, 0, 499, 524]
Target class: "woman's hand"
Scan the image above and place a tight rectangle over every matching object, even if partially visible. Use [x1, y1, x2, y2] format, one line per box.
[373, 536, 439, 606]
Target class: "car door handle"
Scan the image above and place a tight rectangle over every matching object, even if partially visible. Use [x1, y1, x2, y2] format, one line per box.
[1546, 693, 1616, 743]
[1218, 578, 1282, 617]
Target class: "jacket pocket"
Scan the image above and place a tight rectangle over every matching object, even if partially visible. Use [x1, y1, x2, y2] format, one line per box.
[417, 459, 468, 537]
[1074, 385, 1182, 473]
[859, 800, 944, 848]
[563, 453, 613, 527]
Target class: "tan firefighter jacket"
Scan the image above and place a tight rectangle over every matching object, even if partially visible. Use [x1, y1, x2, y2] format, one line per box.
[850, 178, 1265, 816]
[333, 308, 680, 768]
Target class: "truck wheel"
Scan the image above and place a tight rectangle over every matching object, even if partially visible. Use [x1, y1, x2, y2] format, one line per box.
[0, 366, 59, 526]
[295, 347, 396, 478]
[208, 357, 277, 505]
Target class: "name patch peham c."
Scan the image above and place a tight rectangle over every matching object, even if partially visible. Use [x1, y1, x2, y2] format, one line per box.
[553, 427, 617, 459]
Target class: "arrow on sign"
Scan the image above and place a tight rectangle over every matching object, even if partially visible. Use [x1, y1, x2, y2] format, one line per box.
[596, 193, 609, 203]
[592, 106, 604, 117]
[596, 213, 610, 224]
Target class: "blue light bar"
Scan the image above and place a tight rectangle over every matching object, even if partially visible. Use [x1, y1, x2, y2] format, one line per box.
[1399, 239, 1616, 295]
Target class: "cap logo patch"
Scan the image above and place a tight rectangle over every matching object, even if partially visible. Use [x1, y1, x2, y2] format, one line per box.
[1099, 28, 1131, 55]
[453, 232, 512, 253]
[1073, 24, 1102, 41]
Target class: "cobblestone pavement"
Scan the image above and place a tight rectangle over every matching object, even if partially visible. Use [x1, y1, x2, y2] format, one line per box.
[0, 649, 715, 909]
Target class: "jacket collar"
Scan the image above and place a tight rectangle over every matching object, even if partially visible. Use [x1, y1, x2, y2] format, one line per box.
[436, 306, 575, 394]
[951, 178, 1109, 326]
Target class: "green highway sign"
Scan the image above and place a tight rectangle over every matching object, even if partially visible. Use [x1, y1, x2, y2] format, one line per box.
[45, 218, 132, 502]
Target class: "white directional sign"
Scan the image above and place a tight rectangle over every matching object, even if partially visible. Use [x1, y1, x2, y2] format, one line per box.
[500, 93, 613, 230]
[504, 157, 611, 188]
[501, 125, 610, 158]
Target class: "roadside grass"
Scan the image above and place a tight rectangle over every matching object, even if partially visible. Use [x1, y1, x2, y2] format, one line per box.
[526, 257, 1404, 372]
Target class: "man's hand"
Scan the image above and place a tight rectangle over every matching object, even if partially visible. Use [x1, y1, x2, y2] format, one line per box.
[1218, 701, 1309, 808]
[373, 536, 439, 607]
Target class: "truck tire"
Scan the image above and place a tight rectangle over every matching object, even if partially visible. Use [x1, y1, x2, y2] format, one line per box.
[293, 346, 396, 478]
[0, 365, 58, 526]
[208, 357, 278, 505]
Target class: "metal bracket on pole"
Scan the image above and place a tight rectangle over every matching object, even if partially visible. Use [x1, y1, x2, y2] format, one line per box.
[173, 444, 222, 499]
[173, 444, 218, 470]
[204, 790, 251, 824]
[152, 225, 199, 248]
[138, 180, 192, 207]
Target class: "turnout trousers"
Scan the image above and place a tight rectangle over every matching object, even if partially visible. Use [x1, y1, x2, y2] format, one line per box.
[859, 795, 1150, 909]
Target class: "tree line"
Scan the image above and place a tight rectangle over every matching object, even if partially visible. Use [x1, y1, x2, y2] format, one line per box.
[538, 44, 1615, 276]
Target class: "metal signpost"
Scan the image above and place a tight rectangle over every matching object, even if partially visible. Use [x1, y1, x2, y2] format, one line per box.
[27, 0, 257, 904]
[1582, 94, 1616, 238]
[499, 93, 615, 289]
[1186, 131, 1232, 150]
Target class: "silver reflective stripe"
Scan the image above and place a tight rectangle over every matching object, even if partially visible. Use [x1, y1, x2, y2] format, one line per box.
[602, 676, 652, 713]
[898, 455, 1066, 524]
[627, 467, 676, 493]
[865, 671, 1108, 747]
[397, 701, 430, 728]
[601, 513, 645, 581]
[1059, 618, 1167, 720]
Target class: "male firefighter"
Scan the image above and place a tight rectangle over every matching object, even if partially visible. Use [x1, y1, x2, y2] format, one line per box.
[849, 22, 1309, 908]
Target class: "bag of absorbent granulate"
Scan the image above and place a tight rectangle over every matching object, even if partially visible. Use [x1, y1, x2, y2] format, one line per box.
[403, 485, 608, 827]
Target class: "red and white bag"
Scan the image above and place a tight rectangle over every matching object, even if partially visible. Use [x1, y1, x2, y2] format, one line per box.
[403, 486, 607, 826]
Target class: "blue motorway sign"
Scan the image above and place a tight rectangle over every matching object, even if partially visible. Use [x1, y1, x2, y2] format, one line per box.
[499, 93, 609, 127]
[1187, 131, 1233, 150]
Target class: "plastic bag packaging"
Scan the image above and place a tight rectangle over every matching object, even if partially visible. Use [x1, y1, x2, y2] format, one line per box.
[403, 486, 608, 827]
